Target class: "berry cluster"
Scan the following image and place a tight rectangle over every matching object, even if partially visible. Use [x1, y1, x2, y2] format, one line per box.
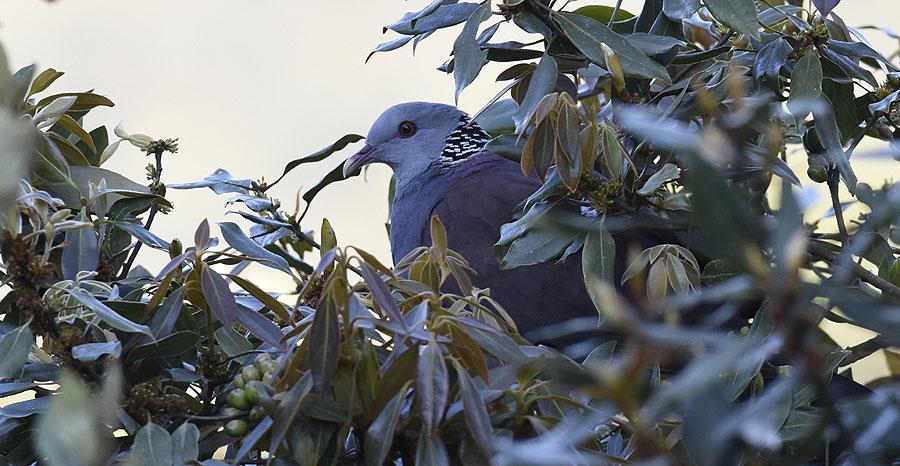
[222, 353, 282, 436]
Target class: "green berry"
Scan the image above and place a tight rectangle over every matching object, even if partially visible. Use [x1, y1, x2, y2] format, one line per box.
[224, 419, 249, 437]
[807, 165, 828, 183]
[243, 383, 260, 406]
[242, 366, 261, 382]
[233, 374, 245, 389]
[254, 353, 273, 369]
[250, 406, 266, 423]
[260, 360, 276, 374]
[262, 373, 274, 385]
[227, 388, 250, 410]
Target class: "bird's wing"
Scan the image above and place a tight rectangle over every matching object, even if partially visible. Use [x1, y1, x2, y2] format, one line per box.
[426, 157, 597, 335]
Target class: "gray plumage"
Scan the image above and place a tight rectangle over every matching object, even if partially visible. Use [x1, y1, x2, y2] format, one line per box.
[343, 102, 650, 338]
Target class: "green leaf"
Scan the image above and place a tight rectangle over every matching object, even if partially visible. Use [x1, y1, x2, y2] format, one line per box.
[271, 134, 364, 187]
[301, 162, 348, 215]
[452, 2, 492, 101]
[111, 220, 170, 250]
[200, 265, 238, 327]
[71, 341, 121, 362]
[663, 0, 701, 20]
[501, 225, 579, 269]
[387, 3, 480, 35]
[228, 274, 293, 324]
[171, 422, 199, 465]
[35, 372, 102, 466]
[553, 12, 671, 83]
[454, 361, 494, 458]
[32, 129, 73, 184]
[309, 296, 340, 391]
[218, 222, 292, 275]
[812, 0, 840, 17]
[359, 262, 406, 325]
[0, 325, 32, 379]
[61, 208, 98, 280]
[235, 307, 285, 350]
[638, 163, 679, 196]
[415, 433, 450, 466]
[48, 132, 90, 166]
[269, 373, 313, 454]
[367, 35, 414, 63]
[38, 165, 153, 209]
[788, 52, 823, 117]
[130, 421, 173, 466]
[35, 92, 114, 112]
[572, 5, 636, 23]
[65, 289, 153, 337]
[27, 68, 64, 97]
[129, 331, 199, 360]
[417, 335, 449, 434]
[214, 327, 253, 363]
[365, 385, 409, 466]
[582, 225, 616, 313]
[513, 53, 558, 133]
[703, 0, 760, 38]
[813, 98, 857, 193]
[57, 114, 96, 153]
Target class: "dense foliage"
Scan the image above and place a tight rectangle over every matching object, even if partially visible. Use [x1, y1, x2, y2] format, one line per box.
[1, 0, 899, 465]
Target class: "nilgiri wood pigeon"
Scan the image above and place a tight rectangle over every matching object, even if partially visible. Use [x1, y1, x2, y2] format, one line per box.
[342, 102, 657, 339]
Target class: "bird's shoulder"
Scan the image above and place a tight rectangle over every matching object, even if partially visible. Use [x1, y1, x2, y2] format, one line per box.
[426, 152, 539, 250]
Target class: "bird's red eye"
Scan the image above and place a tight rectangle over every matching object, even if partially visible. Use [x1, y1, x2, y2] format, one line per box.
[398, 121, 417, 138]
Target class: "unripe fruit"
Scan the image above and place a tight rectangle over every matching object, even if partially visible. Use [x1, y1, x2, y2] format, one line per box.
[260, 361, 276, 375]
[250, 406, 266, 423]
[262, 373, 274, 385]
[243, 383, 260, 406]
[227, 388, 250, 410]
[225, 419, 249, 437]
[254, 353, 273, 368]
[233, 374, 245, 389]
[807, 165, 828, 183]
[242, 366, 261, 382]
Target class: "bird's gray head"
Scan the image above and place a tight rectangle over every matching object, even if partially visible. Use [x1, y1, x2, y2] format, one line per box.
[342, 102, 491, 184]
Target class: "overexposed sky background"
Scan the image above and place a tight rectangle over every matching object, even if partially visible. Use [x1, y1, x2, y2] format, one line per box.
[2, 1, 897, 274]
[2, 2, 899, 381]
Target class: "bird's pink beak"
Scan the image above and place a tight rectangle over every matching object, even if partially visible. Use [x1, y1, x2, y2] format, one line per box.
[342, 144, 376, 178]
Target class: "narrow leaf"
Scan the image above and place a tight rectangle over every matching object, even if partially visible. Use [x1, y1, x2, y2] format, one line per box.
[704, 0, 760, 38]
[0, 325, 33, 379]
[200, 265, 238, 327]
[309, 296, 340, 391]
[65, 289, 153, 337]
[554, 12, 671, 83]
[452, 2, 492, 101]
[365, 385, 410, 466]
[417, 335, 449, 434]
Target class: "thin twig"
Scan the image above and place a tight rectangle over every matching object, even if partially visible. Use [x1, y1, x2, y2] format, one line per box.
[842, 336, 888, 366]
[827, 175, 849, 241]
[608, 0, 623, 27]
[807, 241, 900, 300]
[119, 148, 164, 279]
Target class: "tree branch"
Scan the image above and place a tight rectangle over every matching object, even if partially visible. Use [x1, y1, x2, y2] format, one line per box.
[807, 241, 900, 300]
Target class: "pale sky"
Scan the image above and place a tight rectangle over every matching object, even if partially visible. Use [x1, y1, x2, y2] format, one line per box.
[2, 3, 899, 380]
[2, 1, 896, 274]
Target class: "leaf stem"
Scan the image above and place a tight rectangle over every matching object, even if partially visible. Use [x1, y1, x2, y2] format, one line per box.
[119, 148, 165, 279]
[827, 174, 849, 241]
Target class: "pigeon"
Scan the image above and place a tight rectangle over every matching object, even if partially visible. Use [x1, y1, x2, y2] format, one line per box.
[342, 102, 657, 339]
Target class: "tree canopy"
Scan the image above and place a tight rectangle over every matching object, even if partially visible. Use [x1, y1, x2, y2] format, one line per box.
[0, 0, 899, 465]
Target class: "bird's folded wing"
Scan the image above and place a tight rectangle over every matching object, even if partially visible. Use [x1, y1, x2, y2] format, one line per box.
[426, 158, 597, 333]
